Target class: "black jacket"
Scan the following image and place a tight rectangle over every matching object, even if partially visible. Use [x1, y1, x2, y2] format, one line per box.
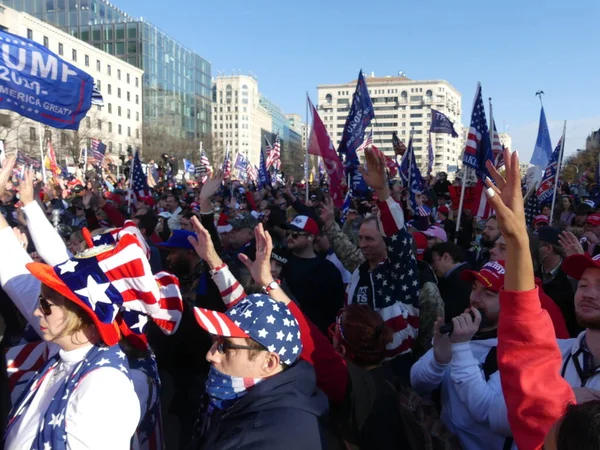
[192, 361, 329, 450]
[438, 262, 472, 322]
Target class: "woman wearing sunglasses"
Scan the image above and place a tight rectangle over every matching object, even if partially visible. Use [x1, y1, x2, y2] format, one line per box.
[0, 221, 142, 449]
[189, 217, 409, 449]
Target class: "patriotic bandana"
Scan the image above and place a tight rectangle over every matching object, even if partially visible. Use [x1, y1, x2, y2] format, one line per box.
[205, 366, 263, 412]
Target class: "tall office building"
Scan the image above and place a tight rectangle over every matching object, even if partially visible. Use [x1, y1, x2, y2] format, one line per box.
[0, 5, 143, 160]
[211, 75, 271, 166]
[317, 73, 463, 176]
[211, 75, 303, 177]
[0, 0, 212, 146]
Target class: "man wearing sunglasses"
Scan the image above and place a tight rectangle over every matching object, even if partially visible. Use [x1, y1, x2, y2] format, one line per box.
[279, 215, 344, 334]
[191, 293, 328, 449]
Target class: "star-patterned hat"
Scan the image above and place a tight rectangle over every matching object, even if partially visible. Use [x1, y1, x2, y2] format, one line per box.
[194, 294, 303, 366]
[26, 234, 164, 346]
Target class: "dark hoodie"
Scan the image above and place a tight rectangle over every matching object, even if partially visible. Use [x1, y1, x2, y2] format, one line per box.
[191, 360, 329, 450]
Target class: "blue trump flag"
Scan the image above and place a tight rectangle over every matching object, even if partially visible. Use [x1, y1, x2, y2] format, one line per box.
[399, 138, 412, 185]
[258, 149, 271, 188]
[430, 109, 459, 137]
[183, 159, 195, 173]
[338, 70, 375, 166]
[530, 106, 553, 168]
[0, 30, 93, 129]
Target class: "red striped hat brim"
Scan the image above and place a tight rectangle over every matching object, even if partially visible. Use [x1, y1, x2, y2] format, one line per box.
[194, 307, 249, 338]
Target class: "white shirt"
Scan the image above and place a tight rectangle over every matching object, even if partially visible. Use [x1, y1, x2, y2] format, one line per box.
[5, 344, 140, 450]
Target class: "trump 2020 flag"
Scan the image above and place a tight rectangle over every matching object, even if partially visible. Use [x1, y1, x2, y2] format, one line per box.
[0, 29, 93, 129]
[430, 109, 459, 137]
[530, 106, 553, 168]
[338, 70, 375, 167]
[258, 149, 271, 188]
[183, 159, 195, 173]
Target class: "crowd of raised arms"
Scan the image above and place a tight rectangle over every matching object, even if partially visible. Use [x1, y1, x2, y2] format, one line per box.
[1, 147, 600, 450]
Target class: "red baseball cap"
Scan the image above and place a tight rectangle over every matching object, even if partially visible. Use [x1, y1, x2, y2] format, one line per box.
[411, 232, 427, 261]
[438, 206, 449, 216]
[533, 215, 549, 226]
[460, 260, 506, 292]
[562, 254, 600, 280]
[587, 214, 600, 227]
[281, 215, 319, 235]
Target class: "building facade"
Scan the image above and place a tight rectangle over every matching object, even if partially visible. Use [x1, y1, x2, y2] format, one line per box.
[211, 75, 271, 166]
[286, 113, 307, 149]
[317, 74, 463, 176]
[0, 5, 143, 161]
[0, 0, 212, 145]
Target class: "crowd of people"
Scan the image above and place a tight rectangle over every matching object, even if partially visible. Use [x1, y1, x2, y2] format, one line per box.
[0, 147, 599, 450]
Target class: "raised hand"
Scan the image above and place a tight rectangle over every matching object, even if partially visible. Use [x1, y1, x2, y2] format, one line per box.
[484, 149, 526, 240]
[238, 223, 274, 287]
[188, 216, 223, 269]
[358, 148, 388, 192]
[0, 155, 16, 198]
[559, 230, 585, 257]
[433, 318, 452, 364]
[200, 170, 224, 201]
[18, 169, 35, 206]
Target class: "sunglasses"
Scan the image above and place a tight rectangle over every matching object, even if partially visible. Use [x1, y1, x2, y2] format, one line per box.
[38, 296, 56, 316]
[212, 336, 265, 355]
[287, 231, 308, 239]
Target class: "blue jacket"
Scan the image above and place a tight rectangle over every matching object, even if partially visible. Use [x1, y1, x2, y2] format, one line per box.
[193, 361, 329, 450]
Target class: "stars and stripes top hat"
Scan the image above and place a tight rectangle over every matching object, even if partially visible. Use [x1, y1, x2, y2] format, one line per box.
[83, 226, 184, 349]
[194, 294, 303, 366]
[26, 234, 164, 346]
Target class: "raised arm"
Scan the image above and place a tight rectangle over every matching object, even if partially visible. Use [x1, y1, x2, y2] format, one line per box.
[485, 150, 575, 450]
[20, 170, 71, 265]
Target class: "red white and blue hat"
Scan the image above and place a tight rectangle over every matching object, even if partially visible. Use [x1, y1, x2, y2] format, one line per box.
[27, 234, 163, 346]
[194, 294, 303, 366]
[281, 215, 319, 235]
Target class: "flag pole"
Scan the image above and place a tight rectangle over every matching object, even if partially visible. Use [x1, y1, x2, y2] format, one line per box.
[127, 149, 135, 215]
[549, 121, 567, 225]
[38, 123, 46, 183]
[454, 167, 469, 243]
[305, 92, 309, 198]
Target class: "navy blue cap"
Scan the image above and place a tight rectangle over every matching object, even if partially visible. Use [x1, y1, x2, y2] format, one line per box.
[157, 230, 196, 250]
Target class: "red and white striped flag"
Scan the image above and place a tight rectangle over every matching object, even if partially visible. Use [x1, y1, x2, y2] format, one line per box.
[356, 129, 373, 153]
[200, 149, 212, 183]
[491, 120, 505, 169]
[222, 149, 232, 179]
[247, 164, 258, 182]
[265, 135, 281, 170]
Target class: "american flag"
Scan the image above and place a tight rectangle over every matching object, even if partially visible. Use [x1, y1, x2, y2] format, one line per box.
[88, 139, 107, 166]
[130, 150, 150, 201]
[247, 164, 259, 182]
[536, 138, 563, 205]
[5, 341, 49, 402]
[356, 129, 373, 153]
[491, 120, 505, 169]
[265, 135, 281, 171]
[524, 192, 541, 228]
[222, 149, 232, 179]
[199, 149, 212, 183]
[462, 83, 492, 179]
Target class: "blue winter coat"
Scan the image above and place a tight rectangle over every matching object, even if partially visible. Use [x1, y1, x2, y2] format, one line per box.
[193, 360, 329, 450]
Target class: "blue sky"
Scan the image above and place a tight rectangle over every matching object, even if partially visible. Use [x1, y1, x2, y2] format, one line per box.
[117, 0, 599, 160]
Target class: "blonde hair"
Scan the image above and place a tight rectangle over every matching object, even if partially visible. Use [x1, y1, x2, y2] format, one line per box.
[61, 297, 94, 336]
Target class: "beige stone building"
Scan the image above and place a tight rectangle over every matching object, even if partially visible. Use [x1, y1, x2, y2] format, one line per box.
[317, 73, 462, 175]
